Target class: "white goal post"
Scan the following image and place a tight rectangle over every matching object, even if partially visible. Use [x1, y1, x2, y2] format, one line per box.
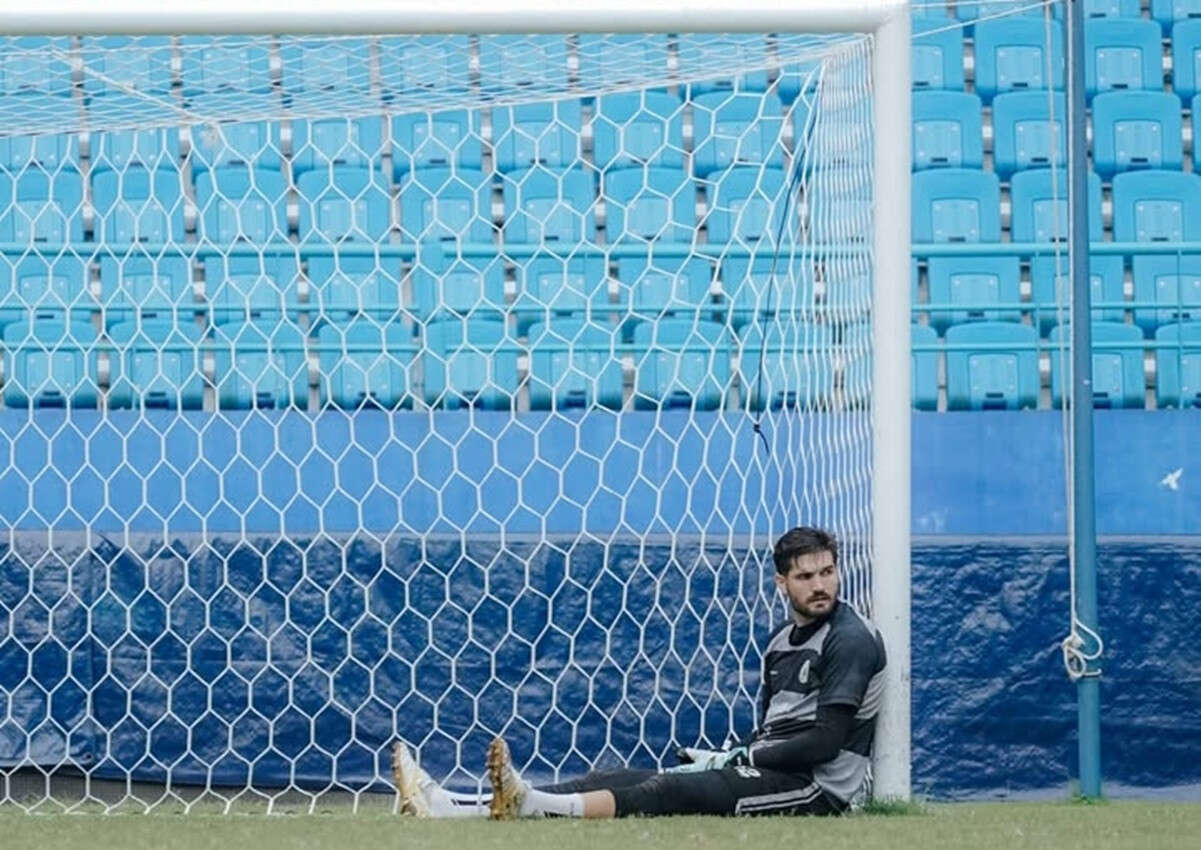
[0, 0, 911, 804]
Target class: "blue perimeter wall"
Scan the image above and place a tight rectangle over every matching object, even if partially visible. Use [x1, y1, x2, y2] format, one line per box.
[1, 410, 1198, 800]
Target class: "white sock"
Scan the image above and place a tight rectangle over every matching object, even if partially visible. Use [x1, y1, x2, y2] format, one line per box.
[427, 786, 490, 818]
[519, 788, 585, 818]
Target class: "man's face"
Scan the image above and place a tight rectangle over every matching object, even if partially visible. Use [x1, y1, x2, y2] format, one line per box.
[774, 550, 839, 623]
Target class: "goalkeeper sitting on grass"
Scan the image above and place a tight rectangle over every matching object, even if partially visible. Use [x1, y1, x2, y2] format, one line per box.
[394, 526, 886, 819]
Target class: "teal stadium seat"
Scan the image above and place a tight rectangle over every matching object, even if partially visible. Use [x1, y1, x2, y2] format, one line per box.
[318, 319, 415, 409]
[1171, 21, 1201, 98]
[0, 37, 74, 97]
[377, 36, 472, 98]
[180, 36, 272, 97]
[99, 255, 192, 327]
[0, 170, 85, 244]
[577, 35, 669, 88]
[1092, 92, 1183, 178]
[307, 256, 402, 323]
[477, 35, 570, 92]
[206, 256, 301, 325]
[2, 317, 99, 408]
[399, 167, 493, 243]
[721, 256, 814, 330]
[704, 167, 787, 244]
[514, 255, 608, 334]
[279, 37, 373, 108]
[1085, 20, 1164, 97]
[911, 22, 964, 91]
[106, 319, 205, 409]
[296, 166, 392, 245]
[945, 321, 1039, 410]
[80, 36, 173, 98]
[691, 92, 785, 177]
[677, 34, 770, 95]
[926, 256, 1022, 332]
[493, 99, 582, 172]
[991, 91, 1066, 178]
[90, 127, 179, 172]
[633, 318, 730, 410]
[592, 91, 685, 170]
[736, 320, 832, 411]
[291, 116, 384, 175]
[1155, 321, 1201, 407]
[1131, 255, 1201, 333]
[392, 110, 484, 175]
[911, 169, 1002, 243]
[501, 166, 596, 244]
[211, 320, 309, 410]
[1, 256, 89, 328]
[1009, 168, 1104, 243]
[957, 1, 1063, 22]
[194, 165, 288, 244]
[91, 167, 187, 244]
[912, 91, 983, 170]
[422, 318, 518, 410]
[410, 253, 507, 321]
[1151, 0, 1201, 30]
[0, 130, 80, 172]
[617, 256, 711, 327]
[526, 320, 624, 410]
[1112, 170, 1201, 242]
[187, 117, 284, 171]
[1049, 321, 1145, 409]
[972, 19, 1066, 100]
[1085, 0, 1144, 19]
[912, 324, 939, 411]
[603, 166, 696, 244]
[1031, 254, 1127, 335]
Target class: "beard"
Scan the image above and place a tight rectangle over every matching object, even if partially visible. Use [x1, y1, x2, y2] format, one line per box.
[788, 590, 835, 621]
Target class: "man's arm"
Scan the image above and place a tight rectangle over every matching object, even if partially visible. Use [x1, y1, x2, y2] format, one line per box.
[747, 703, 855, 769]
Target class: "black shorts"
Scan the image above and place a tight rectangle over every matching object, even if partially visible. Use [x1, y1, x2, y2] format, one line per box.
[539, 766, 844, 817]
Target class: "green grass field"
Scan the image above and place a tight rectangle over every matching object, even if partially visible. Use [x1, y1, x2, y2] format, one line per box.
[3, 801, 1198, 850]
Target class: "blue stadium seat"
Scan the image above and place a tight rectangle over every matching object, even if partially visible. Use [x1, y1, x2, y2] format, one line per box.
[1030, 255, 1126, 334]
[527, 319, 624, 410]
[0, 37, 74, 97]
[296, 167, 392, 245]
[617, 257, 711, 327]
[790, 98, 813, 162]
[911, 169, 1002, 243]
[194, 166, 289, 244]
[410, 253, 507, 321]
[1172, 21, 1201, 98]
[973, 19, 1066, 100]
[677, 34, 770, 95]
[501, 167, 596, 244]
[1092, 92, 1183, 178]
[592, 91, 685, 171]
[422, 317, 518, 409]
[1131, 255, 1201, 332]
[1086, 0, 1146, 19]
[1, 256, 90, 328]
[392, 110, 484, 175]
[90, 127, 179, 173]
[926, 256, 1022, 332]
[944, 321, 1040, 410]
[912, 91, 983, 170]
[0, 170, 85, 244]
[1049, 321, 1145, 408]
[577, 35, 669, 87]
[957, 1, 1063, 22]
[99, 255, 192, 326]
[692, 92, 785, 177]
[1085, 20, 1164, 97]
[206, 256, 301, 325]
[1112, 170, 1201, 241]
[399, 167, 493, 243]
[912, 324, 939, 411]
[211, 320, 309, 410]
[307, 256, 403, 323]
[774, 59, 822, 106]
[0, 131, 80, 172]
[188, 117, 284, 171]
[912, 22, 965, 91]
[1155, 321, 1201, 407]
[81, 37, 173, 97]
[634, 318, 730, 410]
[1010, 168, 1104, 242]
[291, 116, 384, 175]
[377, 36, 472, 98]
[278, 38, 373, 108]
[317, 319, 415, 409]
[721, 256, 814, 330]
[180, 36, 272, 96]
[736, 321, 832, 411]
[0, 94, 80, 142]
[2, 318, 99, 408]
[808, 169, 873, 244]
[477, 36, 570, 92]
[493, 99, 582, 172]
[514, 255, 609, 334]
[912, 0, 950, 15]
[704, 167, 787, 244]
[603, 166, 696, 244]
[106, 319, 205, 409]
[991, 91, 1066, 178]
[1151, 0, 1201, 30]
[92, 167, 187, 244]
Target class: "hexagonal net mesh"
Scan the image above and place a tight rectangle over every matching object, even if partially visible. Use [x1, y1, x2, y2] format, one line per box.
[0, 33, 875, 812]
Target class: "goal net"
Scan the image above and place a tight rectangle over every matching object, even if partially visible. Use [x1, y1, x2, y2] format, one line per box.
[0, 26, 899, 812]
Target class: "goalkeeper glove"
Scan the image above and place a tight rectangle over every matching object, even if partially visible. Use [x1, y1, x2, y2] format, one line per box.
[665, 746, 751, 773]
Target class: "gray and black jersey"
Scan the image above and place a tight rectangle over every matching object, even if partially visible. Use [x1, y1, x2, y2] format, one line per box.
[747, 599, 886, 803]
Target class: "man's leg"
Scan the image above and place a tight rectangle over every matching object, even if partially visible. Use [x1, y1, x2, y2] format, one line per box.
[393, 741, 491, 818]
[538, 767, 658, 795]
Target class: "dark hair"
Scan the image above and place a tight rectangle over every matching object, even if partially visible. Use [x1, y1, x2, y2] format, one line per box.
[773, 526, 839, 575]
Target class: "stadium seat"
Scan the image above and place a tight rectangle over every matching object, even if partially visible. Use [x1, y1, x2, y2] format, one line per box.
[1151, 0, 1201, 30]
[1030, 254, 1126, 334]
[1, 256, 90, 328]
[593, 92, 684, 171]
[1131, 255, 1201, 332]
[317, 319, 415, 409]
[912, 91, 983, 170]
[90, 127, 180, 172]
[577, 34, 670, 88]
[790, 98, 813, 162]
[399, 167, 493, 243]
[677, 34, 770, 95]
[2, 317, 99, 408]
[1010, 168, 1104, 243]
[720, 256, 814, 330]
[956, 1, 1063, 22]
[991, 91, 1067, 178]
[0, 37, 74, 97]
[278, 38, 373, 108]
[514, 255, 609, 334]
[1084, 19, 1164, 97]
[1155, 321, 1201, 407]
[493, 99, 582, 172]
[0, 131, 80, 172]
[391, 110, 484, 174]
[106, 319, 205, 409]
[1112, 170, 1201, 242]
[1049, 321, 1145, 408]
[477, 35, 570, 92]
[501, 166, 596, 244]
[80, 36, 173, 97]
[807, 168, 873, 244]
[912, 0, 950, 15]
[291, 116, 384, 175]
[911, 169, 1002, 243]
[296, 166, 392, 245]
[736, 320, 831, 411]
[410, 253, 507, 321]
[912, 324, 939, 411]
[911, 22, 965, 91]
[691, 92, 785, 177]
[774, 58, 823, 106]
[526, 319, 624, 410]
[972, 19, 1066, 100]
[944, 321, 1040, 410]
[91, 167, 187, 244]
[1171, 21, 1201, 98]
[206, 256, 301, 325]
[1086, 0, 1146, 19]
[0, 170, 85, 244]
[187, 114, 283, 172]
[0, 94, 80, 144]
[617, 257, 712, 327]
[422, 317, 518, 410]
[180, 36, 273, 97]
[634, 318, 730, 410]
[926, 256, 1022, 332]
[194, 165, 289, 244]
[1091, 92, 1183, 178]
[377, 36, 472, 98]
[211, 320, 309, 410]
[703, 167, 787, 244]
[99, 255, 193, 326]
[307, 256, 403, 323]
[603, 166, 696, 244]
